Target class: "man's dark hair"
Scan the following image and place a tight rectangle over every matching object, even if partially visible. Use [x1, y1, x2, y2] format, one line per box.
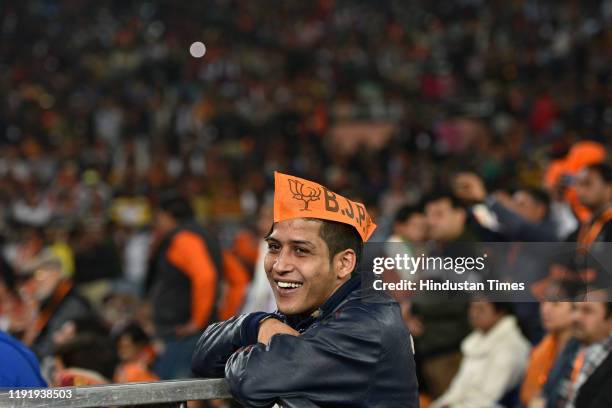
[518, 187, 551, 216]
[116, 322, 150, 346]
[266, 219, 363, 272]
[55, 334, 118, 380]
[71, 316, 109, 338]
[491, 302, 514, 316]
[317, 220, 363, 270]
[394, 204, 423, 225]
[423, 190, 465, 210]
[0, 255, 16, 293]
[586, 162, 612, 183]
[159, 195, 194, 222]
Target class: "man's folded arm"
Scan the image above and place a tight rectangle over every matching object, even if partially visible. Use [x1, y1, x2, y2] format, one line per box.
[191, 312, 271, 377]
[225, 308, 383, 407]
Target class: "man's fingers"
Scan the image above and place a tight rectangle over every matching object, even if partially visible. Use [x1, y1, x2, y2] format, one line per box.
[258, 319, 299, 344]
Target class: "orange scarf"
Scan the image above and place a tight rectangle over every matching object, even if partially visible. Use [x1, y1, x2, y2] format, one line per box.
[23, 280, 73, 346]
[577, 206, 612, 248]
[520, 333, 563, 406]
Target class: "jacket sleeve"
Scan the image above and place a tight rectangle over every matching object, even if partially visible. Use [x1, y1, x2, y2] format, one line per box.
[225, 306, 383, 408]
[191, 312, 269, 377]
[489, 201, 556, 242]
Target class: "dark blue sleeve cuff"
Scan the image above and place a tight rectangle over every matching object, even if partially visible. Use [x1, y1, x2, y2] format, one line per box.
[240, 312, 272, 345]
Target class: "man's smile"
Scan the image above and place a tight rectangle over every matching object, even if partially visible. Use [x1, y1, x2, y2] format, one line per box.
[274, 279, 304, 294]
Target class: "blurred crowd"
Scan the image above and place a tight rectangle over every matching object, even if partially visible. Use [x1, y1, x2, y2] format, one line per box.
[0, 0, 611, 407]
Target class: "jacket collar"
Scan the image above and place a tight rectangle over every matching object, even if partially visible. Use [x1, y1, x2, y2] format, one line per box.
[285, 273, 361, 332]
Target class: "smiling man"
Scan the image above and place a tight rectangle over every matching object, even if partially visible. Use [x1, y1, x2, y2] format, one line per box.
[192, 172, 418, 407]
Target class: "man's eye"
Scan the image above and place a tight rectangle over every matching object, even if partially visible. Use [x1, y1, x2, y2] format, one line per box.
[267, 243, 280, 252]
[295, 247, 309, 255]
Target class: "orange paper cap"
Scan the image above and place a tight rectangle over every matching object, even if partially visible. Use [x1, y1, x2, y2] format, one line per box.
[274, 171, 377, 242]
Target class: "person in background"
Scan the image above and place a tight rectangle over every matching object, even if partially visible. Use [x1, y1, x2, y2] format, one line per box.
[520, 298, 574, 407]
[240, 202, 276, 314]
[146, 194, 222, 379]
[543, 297, 612, 408]
[453, 170, 558, 241]
[0, 330, 47, 387]
[536, 163, 612, 302]
[52, 334, 116, 386]
[492, 187, 559, 343]
[452, 171, 488, 207]
[51, 316, 110, 348]
[544, 141, 607, 224]
[489, 187, 557, 242]
[410, 191, 473, 400]
[570, 163, 612, 244]
[385, 203, 428, 263]
[70, 220, 122, 306]
[431, 301, 531, 408]
[113, 322, 159, 383]
[384, 204, 428, 350]
[20, 255, 92, 359]
[572, 300, 612, 408]
[0, 249, 31, 334]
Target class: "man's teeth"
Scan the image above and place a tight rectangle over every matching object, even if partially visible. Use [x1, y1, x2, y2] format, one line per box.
[277, 281, 303, 289]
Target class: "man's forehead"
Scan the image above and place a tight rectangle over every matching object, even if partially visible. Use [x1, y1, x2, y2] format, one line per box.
[426, 198, 452, 210]
[267, 218, 323, 242]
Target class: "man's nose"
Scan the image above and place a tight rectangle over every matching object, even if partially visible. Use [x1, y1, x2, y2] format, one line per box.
[571, 309, 581, 324]
[272, 249, 294, 274]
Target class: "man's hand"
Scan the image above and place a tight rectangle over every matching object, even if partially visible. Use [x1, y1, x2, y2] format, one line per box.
[257, 318, 299, 345]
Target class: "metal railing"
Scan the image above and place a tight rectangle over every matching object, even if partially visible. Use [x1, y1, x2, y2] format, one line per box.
[0, 378, 230, 408]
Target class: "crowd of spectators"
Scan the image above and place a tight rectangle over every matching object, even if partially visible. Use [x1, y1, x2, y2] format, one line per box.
[1, 0, 611, 407]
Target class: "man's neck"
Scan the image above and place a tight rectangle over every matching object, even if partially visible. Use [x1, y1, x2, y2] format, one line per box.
[589, 202, 612, 220]
[554, 328, 572, 355]
[583, 332, 612, 348]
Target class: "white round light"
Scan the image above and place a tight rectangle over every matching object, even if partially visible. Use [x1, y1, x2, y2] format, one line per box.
[189, 42, 206, 58]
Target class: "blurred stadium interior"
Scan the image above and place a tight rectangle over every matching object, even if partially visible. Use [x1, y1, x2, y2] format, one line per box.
[0, 0, 611, 406]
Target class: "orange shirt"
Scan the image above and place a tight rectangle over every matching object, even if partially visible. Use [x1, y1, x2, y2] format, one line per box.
[114, 362, 159, 383]
[114, 346, 159, 383]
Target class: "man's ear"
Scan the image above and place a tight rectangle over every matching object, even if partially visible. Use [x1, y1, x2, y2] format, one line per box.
[334, 249, 356, 280]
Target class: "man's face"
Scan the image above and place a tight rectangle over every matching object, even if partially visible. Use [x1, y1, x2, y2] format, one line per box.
[425, 198, 465, 242]
[572, 302, 611, 345]
[512, 191, 545, 223]
[117, 335, 140, 362]
[395, 213, 427, 243]
[453, 172, 486, 204]
[155, 210, 176, 236]
[575, 169, 611, 211]
[264, 219, 341, 316]
[469, 301, 501, 333]
[540, 301, 573, 333]
[24, 267, 63, 301]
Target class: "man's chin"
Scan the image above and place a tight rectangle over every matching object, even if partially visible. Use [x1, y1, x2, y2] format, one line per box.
[276, 301, 309, 316]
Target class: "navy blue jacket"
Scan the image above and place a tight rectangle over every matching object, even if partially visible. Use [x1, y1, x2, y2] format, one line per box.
[192, 274, 419, 407]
